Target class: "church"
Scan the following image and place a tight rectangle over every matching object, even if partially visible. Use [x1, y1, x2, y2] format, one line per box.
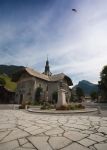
[12, 59, 73, 104]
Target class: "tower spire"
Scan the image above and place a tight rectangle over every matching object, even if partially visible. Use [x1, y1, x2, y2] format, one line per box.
[43, 57, 52, 76]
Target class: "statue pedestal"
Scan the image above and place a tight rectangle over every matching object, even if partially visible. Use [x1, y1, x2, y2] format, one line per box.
[56, 89, 67, 109]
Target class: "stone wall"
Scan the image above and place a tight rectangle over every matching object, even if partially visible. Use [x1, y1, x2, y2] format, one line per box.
[48, 80, 71, 103]
[33, 78, 47, 102]
[15, 76, 48, 104]
[35, 78, 47, 91]
[15, 77, 35, 104]
[15, 73, 71, 104]
[48, 82, 58, 102]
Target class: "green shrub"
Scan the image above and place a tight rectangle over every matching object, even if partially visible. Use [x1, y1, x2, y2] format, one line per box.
[76, 103, 85, 109]
[68, 105, 75, 110]
[68, 103, 85, 110]
[90, 91, 98, 100]
[40, 103, 85, 110]
[56, 105, 69, 110]
[69, 103, 85, 110]
[52, 91, 58, 103]
[56, 103, 85, 111]
[0, 77, 6, 86]
[41, 102, 54, 110]
[32, 101, 41, 106]
[35, 87, 43, 103]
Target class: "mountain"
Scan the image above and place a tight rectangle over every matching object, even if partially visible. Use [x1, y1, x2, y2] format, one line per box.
[74, 80, 99, 96]
[0, 65, 24, 77]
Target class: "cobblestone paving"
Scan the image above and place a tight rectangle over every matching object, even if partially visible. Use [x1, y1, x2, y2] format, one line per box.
[0, 110, 107, 150]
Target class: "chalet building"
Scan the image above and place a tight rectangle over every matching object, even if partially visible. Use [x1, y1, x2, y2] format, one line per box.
[12, 59, 73, 104]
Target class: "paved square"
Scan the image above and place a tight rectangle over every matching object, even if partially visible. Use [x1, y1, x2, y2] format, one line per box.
[0, 110, 107, 150]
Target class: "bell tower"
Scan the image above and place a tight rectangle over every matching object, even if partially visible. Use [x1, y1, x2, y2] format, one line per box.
[43, 57, 52, 76]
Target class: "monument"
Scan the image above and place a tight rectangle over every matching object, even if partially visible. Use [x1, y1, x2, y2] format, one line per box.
[56, 81, 68, 109]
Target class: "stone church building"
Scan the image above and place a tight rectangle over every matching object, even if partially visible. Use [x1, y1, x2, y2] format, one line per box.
[13, 59, 73, 104]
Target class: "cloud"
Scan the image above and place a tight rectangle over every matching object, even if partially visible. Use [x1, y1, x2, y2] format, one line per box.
[0, 0, 107, 85]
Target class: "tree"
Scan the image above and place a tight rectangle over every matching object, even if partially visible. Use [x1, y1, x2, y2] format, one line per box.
[76, 87, 84, 101]
[52, 91, 58, 103]
[99, 65, 107, 100]
[70, 94, 75, 102]
[0, 77, 6, 86]
[90, 91, 98, 101]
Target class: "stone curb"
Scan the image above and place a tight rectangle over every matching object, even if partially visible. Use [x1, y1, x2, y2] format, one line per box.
[27, 108, 98, 114]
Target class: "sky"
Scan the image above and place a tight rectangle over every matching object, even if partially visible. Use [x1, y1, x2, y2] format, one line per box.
[0, 0, 107, 85]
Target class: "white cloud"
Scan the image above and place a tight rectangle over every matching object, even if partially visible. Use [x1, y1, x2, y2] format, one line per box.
[0, 0, 107, 85]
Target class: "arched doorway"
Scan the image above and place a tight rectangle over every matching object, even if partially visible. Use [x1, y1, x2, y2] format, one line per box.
[19, 94, 23, 104]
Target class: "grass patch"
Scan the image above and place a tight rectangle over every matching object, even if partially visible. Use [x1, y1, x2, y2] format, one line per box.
[0, 74, 17, 91]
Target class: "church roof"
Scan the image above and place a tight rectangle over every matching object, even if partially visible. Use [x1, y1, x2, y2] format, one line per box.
[26, 67, 49, 81]
[12, 67, 73, 86]
[49, 73, 67, 81]
[49, 73, 73, 86]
